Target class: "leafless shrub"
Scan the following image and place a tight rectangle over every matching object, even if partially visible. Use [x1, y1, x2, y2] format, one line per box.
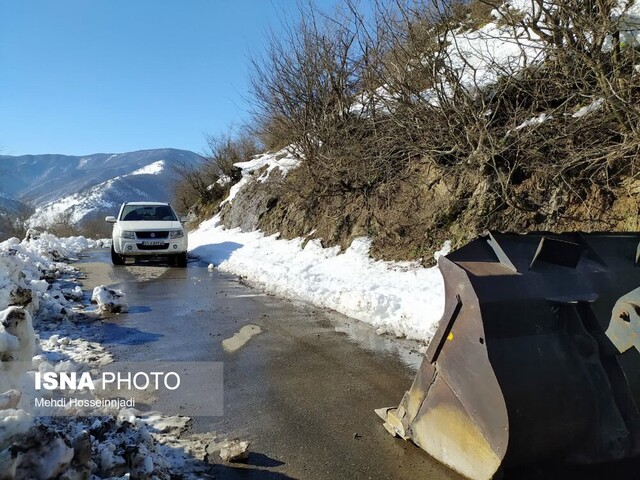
[251, 2, 419, 200]
[206, 132, 259, 181]
[44, 211, 81, 238]
[243, 0, 640, 257]
[172, 131, 260, 213]
[361, 0, 640, 217]
[0, 201, 34, 241]
[79, 216, 113, 239]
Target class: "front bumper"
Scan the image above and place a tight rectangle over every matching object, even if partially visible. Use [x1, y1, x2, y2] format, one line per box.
[113, 237, 188, 255]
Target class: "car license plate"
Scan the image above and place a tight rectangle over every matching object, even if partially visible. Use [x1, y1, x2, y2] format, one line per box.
[142, 241, 164, 246]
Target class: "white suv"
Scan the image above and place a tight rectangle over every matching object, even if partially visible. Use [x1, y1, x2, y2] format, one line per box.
[106, 202, 188, 267]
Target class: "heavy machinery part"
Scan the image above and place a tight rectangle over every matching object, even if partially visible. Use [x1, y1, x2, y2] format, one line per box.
[378, 232, 640, 480]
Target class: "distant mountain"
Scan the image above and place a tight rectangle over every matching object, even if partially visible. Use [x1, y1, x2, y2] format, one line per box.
[0, 193, 27, 214]
[0, 148, 203, 228]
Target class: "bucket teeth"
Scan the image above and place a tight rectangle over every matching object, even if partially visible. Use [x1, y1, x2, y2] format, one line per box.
[375, 407, 409, 440]
[374, 407, 391, 422]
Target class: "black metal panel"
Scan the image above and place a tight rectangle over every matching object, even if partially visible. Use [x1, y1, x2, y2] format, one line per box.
[136, 243, 169, 250]
[135, 231, 169, 239]
[530, 237, 582, 269]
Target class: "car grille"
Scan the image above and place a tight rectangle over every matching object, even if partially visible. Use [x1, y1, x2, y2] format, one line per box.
[137, 243, 170, 250]
[136, 231, 169, 239]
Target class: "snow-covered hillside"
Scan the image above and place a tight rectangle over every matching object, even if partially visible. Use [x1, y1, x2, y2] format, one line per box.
[189, 150, 449, 344]
[190, 0, 640, 348]
[0, 194, 26, 215]
[0, 149, 202, 227]
[186, 1, 640, 345]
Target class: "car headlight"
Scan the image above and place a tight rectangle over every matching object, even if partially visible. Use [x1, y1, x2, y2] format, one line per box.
[169, 230, 184, 239]
[120, 231, 135, 239]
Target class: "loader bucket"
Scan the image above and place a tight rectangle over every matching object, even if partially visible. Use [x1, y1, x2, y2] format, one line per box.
[378, 232, 640, 480]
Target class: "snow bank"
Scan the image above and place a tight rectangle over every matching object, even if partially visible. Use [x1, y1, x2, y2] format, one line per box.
[0, 233, 107, 324]
[0, 307, 36, 412]
[3, 411, 208, 479]
[0, 307, 36, 365]
[0, 233, 101, 449]
[23, 232, 104, 261]
[190, 216, 448, 342]
[191, 139, 448, 342]
[0, 233, 213, 478]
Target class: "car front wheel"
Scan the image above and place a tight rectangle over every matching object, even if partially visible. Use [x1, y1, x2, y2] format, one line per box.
[111, 245, 125, 265]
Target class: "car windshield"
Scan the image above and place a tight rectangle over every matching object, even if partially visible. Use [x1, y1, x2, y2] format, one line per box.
[120, 205, 177, 221]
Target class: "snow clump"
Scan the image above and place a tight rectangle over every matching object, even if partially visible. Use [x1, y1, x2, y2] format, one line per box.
[91, 286, 129, 314]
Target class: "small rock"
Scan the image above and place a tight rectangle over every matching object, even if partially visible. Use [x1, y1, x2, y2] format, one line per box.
[24, 228, 42, 241]
[9, 286, 33, 307]
[72, 430, 92, 465]
[219, 439, 250, 462]
[0, 389, 21, 410]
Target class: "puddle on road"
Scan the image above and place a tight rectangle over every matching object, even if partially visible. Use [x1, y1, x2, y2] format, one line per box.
[76, 262, 117, 290]
[222, 325, 262, 353]
[328, 315, 424, 370]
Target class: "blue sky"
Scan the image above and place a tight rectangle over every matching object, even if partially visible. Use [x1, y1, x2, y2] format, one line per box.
[0, 0, 340, 156]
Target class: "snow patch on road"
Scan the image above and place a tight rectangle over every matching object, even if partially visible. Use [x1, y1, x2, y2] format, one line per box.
[222, 325, 262, 353]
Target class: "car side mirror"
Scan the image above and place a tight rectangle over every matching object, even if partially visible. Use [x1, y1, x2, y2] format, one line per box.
[180, 216, 189, 223]
[105, 216, 116, 223]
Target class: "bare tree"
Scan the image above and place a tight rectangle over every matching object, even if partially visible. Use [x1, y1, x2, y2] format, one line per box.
[250, 1, 419, 201]
[243, 0, 640, 255]
[45, 210, 80, 238]
[0, 201, 34, 241]
[204, 131, 259, 183]
[172, 131, 260, 213]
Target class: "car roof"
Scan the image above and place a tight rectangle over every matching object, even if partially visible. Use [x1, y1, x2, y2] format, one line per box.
[123, 202, 170, 206]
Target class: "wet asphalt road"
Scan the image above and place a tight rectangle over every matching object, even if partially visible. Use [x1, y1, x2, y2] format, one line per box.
[76, 249, 464, 480]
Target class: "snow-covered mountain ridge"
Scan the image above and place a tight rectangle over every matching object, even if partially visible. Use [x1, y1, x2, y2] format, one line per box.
[0, 148, 202, 227]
